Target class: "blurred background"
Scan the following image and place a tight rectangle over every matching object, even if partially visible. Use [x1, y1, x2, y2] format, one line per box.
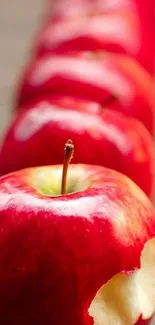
[0, 0, 43, 141]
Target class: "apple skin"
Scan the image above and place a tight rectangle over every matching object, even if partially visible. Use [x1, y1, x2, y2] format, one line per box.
[35, 94, 107, 114]
[49, 0, 135, 19]
[0, 97, 154, 197]
[0, 164, 154, 324]
[134, 0, 155, 74]
[35, 12, 140, 58]
[44, 0, 154, 74]
[15, 52, 154, 134]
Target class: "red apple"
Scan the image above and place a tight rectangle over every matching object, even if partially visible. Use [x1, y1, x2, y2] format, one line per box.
[35, 12, 140, 57]
[15, 52, 154, 133]
[0, 97, 154, 197]
[134, 0, 155, 74]
[49, 0, 137, 19]
[37, 94, 108, 114]
[35, 13, 140, 59]
[44, 0, 154, 73]
[0, 161, 154, 324]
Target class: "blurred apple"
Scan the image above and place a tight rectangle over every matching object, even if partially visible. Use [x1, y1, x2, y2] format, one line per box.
[15, 52, 154, 134]
[0, 97, 154, 197]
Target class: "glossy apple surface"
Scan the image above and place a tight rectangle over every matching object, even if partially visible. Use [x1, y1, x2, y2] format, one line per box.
[0, 97, 154, 197]
[35, 12, 140, 57]
[0, 164, 154, 324]
[16, 52, 153, 133]
[44, 0, 154, 73]
[50, 0, 135, 18]
[134, 0, 155, 74]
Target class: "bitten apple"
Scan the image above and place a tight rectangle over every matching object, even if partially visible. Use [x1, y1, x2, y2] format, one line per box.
[15, 52, 154, 133]
[0, 147, 154, 324]
[0, 97, 154, 197]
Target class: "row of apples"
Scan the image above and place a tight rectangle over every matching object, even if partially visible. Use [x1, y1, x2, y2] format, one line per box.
[0, 1, 154, 324]
[0, 0, 154, 199]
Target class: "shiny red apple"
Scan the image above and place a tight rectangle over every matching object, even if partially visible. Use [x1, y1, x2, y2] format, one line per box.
[0, 161, 154, 324]
[134, 0, 155, 74]
[35, 12, 140, 57]
[0, 97, 154, 197]
[15, 52, 154, 133]
[44, 0, 154, 73]
[49, 0, 134, 18]
[16, 51, 154, 133]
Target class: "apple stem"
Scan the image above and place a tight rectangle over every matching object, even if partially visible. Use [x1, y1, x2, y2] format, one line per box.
[61, 139, 74, 195]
